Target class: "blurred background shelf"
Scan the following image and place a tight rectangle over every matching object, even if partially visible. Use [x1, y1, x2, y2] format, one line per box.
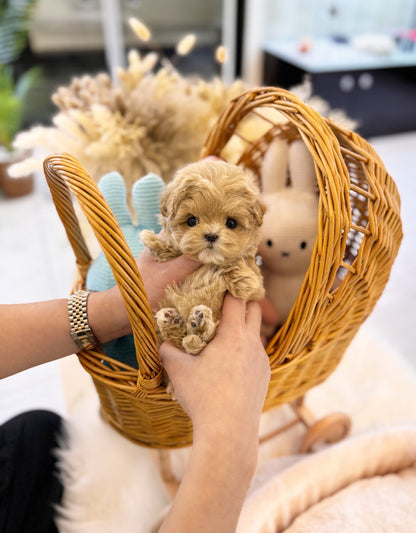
[262, 38, 416, 137]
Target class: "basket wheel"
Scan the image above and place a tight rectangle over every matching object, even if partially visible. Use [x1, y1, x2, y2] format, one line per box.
[298, 412, 351, 453]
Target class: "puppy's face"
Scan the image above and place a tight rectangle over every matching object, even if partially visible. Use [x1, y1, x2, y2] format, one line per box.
[160, 160, 265, 265]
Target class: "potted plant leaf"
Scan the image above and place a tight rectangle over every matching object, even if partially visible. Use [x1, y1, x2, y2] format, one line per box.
[0, 0, 39, 197]
[0, 63, 40, 196]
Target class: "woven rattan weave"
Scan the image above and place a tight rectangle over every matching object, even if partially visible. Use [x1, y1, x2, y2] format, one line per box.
[43, 86, 402, 448]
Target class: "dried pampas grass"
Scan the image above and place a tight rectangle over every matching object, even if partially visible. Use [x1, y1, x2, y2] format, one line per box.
[12, 43, 245, 197]
[128, 17, 152, 42]
[215, 45, 227, 64]
[10, 21, 357, 202]
[176, 34, 196, 56]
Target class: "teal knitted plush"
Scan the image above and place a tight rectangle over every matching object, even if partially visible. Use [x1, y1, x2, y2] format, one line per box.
[86, 171, 165, 368]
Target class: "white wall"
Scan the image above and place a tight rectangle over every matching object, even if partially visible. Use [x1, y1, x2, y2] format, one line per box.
[263, 0, 416, 40]
[242, 0, 416, 84]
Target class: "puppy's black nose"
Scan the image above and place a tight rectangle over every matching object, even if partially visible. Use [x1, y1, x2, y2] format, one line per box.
[205, 233, 218, 243]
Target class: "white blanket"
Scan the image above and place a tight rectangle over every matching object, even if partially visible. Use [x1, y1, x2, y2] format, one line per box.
[238, 426, 416, 533]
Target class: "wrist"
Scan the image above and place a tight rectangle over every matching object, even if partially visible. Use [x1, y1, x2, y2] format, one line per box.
[88, 287, 131, 344]
[193, 422, 259, 478]
[160, 418, 258, 533]
[67, 290, 98, 350]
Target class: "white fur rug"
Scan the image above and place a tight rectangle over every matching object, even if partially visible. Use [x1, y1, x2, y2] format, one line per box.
[55, 325, 416, 532]
[55, 408, 170, 533]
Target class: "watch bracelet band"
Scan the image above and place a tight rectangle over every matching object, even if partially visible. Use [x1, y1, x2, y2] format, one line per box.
[68, 290, 98, 351]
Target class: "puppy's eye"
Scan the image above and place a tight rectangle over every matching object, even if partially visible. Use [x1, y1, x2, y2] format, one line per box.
[226, 218, 237, 229]
[300, 241, 307, 249]
[267, 239, 273, 247]
[187, 216, 199, 227]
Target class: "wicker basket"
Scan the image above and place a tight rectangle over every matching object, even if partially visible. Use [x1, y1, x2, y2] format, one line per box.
[43, 86, 402, 449]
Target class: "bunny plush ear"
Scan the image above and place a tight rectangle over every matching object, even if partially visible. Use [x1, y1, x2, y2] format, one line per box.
[288, 139, 316, 193]
[261, 138, 289, 194]
[132, 173, 165, 231]
[98, 171, 131, 225]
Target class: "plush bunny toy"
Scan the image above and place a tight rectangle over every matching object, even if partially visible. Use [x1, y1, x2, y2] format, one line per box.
[86, 170, 165, 368]
[257, 137, 318, 329]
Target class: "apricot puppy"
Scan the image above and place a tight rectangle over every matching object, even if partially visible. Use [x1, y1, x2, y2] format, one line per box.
[141, 159, 266, 355]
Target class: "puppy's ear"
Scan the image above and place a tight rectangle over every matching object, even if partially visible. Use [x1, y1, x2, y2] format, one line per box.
[159, 189, 172, 218]
[252, 195, 267, 226]
[242, 169, 267, 227]
[159, 180, 183, 219]
[160, 172, 198, 219]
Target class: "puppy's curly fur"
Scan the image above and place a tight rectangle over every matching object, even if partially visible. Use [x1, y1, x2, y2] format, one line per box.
[141, 159, 266, 355]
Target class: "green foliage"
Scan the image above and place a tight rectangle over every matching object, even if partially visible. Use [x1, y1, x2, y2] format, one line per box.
[0, 63, 40, 149]
[0, 0, 38, 64]
[0, 0, 40, 149]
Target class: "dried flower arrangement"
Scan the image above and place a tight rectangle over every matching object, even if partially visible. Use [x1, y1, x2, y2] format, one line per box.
[9, 17, 357, 192]
[9, 18, 245, 191]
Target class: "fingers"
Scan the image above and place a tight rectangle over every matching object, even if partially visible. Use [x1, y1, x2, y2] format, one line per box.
[138, 247, 200, 276]
[245, 300, 262, 335]
[169, 254, 201, 275]
[136, 249, 200, 312]
[137, 248, 200, 287]
[219, 294, 262, 337]
[218, 293, 246, 332]
[158, 255, 201, 293]
[159, 341, 181, 365]
[159, 341, 195, 386]
[159, 341, 197, 365]
[136, 246, 156, 269]
[159, 342, 183, 374]
[258, 297, 279, 326]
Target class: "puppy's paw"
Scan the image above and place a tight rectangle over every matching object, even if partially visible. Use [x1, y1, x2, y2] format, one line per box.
[187, 305, 216, 341]
[182, 334, 206, 355]
[230, 272, 264, 300]
[155, 308, 186, 346]
[140, 229, 159, 251]
[156, 307, 182, 326]
[140, 230, 181, 261]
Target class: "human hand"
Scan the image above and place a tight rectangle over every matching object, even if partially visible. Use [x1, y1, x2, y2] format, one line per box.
[157, 296, 270, 533]
[102, 247, 199, 340]
[258, 296, 279, 344]
[136, 247, 200, 312]
[159, 294, 271, 446]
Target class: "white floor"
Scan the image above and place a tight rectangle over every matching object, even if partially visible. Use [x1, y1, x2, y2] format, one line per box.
[0, 188, 75, 423]
[0, 130, 415, 424]
[363, 132, 416, 360]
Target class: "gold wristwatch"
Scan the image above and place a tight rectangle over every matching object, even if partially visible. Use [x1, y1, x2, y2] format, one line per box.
[67, 290, 98, 350]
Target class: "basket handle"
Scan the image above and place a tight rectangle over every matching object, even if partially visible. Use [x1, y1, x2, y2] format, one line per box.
[43, 153, 161, 391]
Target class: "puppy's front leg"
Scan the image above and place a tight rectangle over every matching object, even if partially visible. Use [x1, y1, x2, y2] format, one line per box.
[225, 260, 265, 301]
[140, 230, 181, 261]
